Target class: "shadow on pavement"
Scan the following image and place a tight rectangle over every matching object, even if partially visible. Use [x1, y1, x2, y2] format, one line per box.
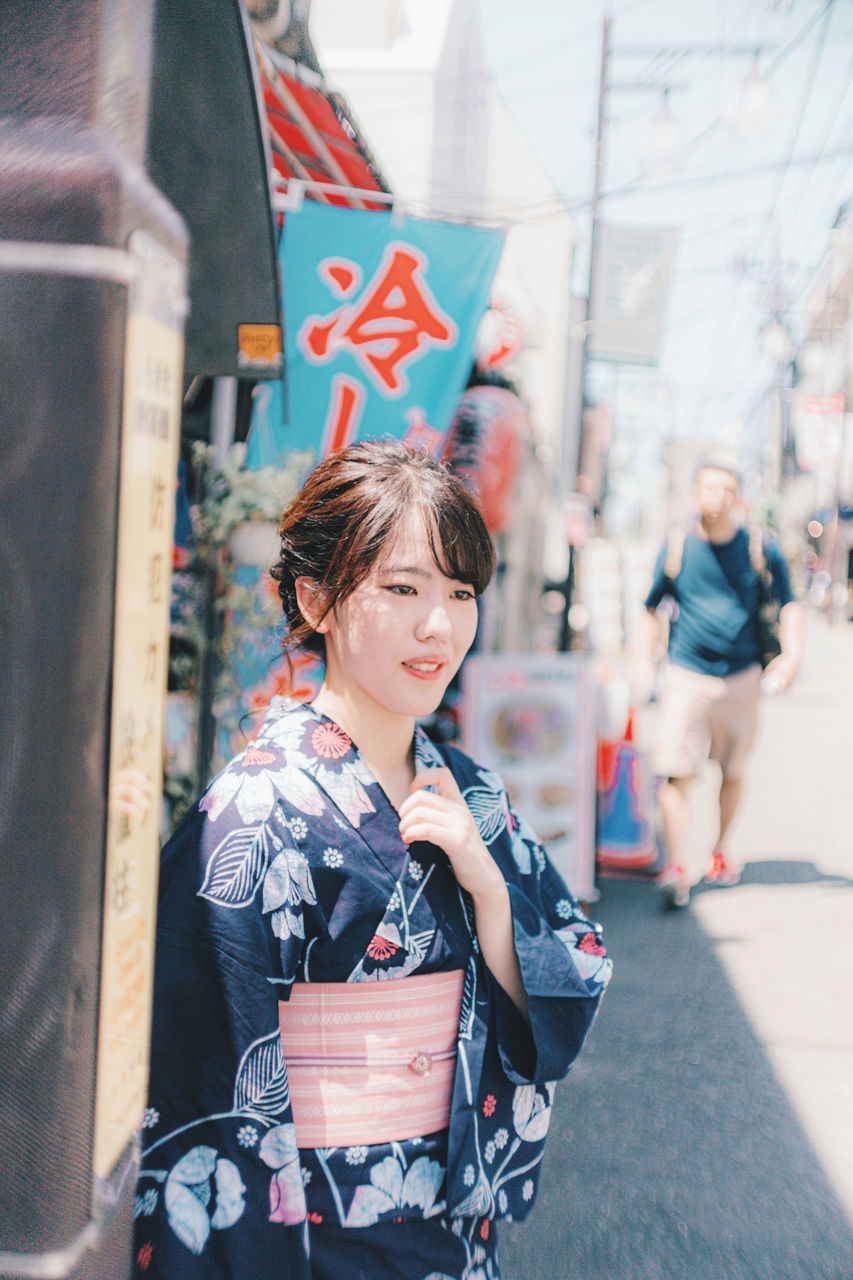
[686, 859, 853, 895]
[739, 859, 853, 889]
[501, 877, 853, 1280]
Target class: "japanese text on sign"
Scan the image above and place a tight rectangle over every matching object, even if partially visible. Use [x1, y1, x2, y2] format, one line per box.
[93, 236, 184, 1182]
[298, 243, 457, 452]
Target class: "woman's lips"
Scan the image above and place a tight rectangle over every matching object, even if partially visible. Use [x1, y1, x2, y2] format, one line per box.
[402, 659, 447, 680]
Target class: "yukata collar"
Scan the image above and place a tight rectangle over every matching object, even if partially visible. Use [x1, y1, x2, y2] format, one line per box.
[263, 698, 446, 883]
[264, 697, 447, 795]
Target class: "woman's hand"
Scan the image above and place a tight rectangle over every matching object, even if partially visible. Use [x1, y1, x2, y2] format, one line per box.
[398, 768, 529, 1022]
[398, 768, 504, 904]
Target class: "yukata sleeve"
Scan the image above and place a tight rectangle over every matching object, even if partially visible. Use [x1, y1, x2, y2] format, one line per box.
[491, 802, 612, 1088]
[133, 795, 313, 1280]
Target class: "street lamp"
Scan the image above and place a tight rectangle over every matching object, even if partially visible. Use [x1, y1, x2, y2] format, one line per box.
[724, 60, 779, 141]
[759, 318, 795, 365]
[638, 90, 685, 177]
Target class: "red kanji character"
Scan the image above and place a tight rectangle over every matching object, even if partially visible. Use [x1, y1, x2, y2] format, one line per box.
[321, 374, 364, 455]
[299, 243, 458, 397]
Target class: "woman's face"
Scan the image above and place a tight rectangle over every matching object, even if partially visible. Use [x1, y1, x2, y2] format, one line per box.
[317, 508, 480, 723]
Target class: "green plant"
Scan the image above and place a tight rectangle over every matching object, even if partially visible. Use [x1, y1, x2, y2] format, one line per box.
[190, 441, 314, 551]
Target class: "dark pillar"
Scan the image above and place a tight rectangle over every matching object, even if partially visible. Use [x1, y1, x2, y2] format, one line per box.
[0, 4, 188, 1276]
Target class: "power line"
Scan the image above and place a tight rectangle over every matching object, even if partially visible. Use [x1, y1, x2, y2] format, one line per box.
[594, 144, 852, 204]
[689, 1, 843, 417]
[756, 0, 835, 259]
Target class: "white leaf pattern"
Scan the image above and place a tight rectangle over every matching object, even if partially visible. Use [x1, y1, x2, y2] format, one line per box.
[345, 1183, 396, 1227]
[198, 827, 268, 908]
[400, 1157, 444, 1213]
[233, 1031, 289, 1117]
[462, 787, 507, 845]
[414, 730, 446, 771]
[457, 955, 477, 1041]
[370, 1156, 404, 1204]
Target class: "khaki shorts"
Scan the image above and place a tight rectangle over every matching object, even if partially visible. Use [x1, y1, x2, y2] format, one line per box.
[652, 662, 762, 781]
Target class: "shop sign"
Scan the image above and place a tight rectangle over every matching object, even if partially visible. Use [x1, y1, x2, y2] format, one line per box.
[94, 231, 186, 1180]
[589, 223, 679, 366]
[793, 389, 846, 471]
[246, 201, 504, 465]
[461, 654, 597, 902]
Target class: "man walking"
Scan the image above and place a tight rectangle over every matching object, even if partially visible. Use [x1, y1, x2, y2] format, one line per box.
[638, 461, 804, 909]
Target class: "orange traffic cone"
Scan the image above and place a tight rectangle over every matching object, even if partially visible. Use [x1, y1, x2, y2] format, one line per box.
[596, 710, 660, 875]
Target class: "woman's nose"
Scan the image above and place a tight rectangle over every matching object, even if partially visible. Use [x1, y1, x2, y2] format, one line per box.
[417, 602, 452, 640]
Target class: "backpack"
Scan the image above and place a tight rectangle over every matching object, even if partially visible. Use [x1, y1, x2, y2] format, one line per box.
[662, 524, 782, 669]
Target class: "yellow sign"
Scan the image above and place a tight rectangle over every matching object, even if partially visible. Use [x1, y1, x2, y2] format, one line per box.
[238, 321, 283, 371]
[93, 234, 185, 1181]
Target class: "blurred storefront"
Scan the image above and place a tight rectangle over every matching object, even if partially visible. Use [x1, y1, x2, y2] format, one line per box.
[785, 201, 853, 617]
[310, 0, 582, 646]
[163, 5, 517, 830]
[163, 9, 394, 829]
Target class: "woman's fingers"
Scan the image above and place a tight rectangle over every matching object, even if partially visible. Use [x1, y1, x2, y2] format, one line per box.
[408, 767, 462, 799]
[398, 795, 459, 844]
[399, 768, 463, 820]
[399, 819, 448, 846]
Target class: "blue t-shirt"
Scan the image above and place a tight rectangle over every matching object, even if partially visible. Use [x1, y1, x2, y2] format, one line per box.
[644, 527, 795, 677]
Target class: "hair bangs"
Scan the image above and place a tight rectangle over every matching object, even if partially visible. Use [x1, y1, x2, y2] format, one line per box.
[426, 497, 495, 596]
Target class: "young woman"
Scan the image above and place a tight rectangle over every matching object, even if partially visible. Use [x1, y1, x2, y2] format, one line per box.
[134, 440, 611, 1280]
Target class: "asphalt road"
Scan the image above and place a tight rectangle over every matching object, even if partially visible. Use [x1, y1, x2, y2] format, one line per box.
[501, 613, 853, 1280]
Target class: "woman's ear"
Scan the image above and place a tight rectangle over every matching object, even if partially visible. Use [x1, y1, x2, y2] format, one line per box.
[295, 577, 330, 633]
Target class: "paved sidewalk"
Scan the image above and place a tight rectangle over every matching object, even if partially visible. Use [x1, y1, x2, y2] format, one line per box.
[502, 613, 853, 1280]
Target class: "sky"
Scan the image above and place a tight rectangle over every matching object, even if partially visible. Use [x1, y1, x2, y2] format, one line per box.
[478, 0, 853, 459]
[312, 0, 853, 488]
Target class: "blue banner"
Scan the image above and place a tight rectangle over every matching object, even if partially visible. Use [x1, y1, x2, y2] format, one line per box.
[246, 201, 504, 467]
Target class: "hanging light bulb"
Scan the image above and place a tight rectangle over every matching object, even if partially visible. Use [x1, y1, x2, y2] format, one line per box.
[637, 90, 685, 177]
[758, 318, 794, 363]
[724, 61, 779, 141]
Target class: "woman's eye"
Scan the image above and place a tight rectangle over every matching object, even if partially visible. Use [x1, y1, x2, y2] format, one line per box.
[452, 589, 476, 601]
[386, 583, 416, 595]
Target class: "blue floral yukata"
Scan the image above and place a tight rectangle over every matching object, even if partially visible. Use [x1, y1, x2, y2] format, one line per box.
[133, 699, 612, 1280]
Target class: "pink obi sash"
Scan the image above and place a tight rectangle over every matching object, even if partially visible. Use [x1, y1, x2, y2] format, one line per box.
[278, 969, 464, 1149]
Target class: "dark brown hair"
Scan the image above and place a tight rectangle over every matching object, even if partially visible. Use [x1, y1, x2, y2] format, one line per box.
[270, 438, 496, 659]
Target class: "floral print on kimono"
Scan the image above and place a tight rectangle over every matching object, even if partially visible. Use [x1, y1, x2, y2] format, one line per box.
[133, 699, 611, 1278]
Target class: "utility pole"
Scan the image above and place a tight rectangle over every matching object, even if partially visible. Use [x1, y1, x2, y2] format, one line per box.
[557, 16, 610, 650]
[575, 14, 611, 489]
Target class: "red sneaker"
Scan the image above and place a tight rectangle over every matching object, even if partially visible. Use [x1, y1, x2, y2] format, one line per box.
[705, 848, 741, 887]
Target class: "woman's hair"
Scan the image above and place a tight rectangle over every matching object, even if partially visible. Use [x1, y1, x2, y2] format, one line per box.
[270, 438, 496, 659]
